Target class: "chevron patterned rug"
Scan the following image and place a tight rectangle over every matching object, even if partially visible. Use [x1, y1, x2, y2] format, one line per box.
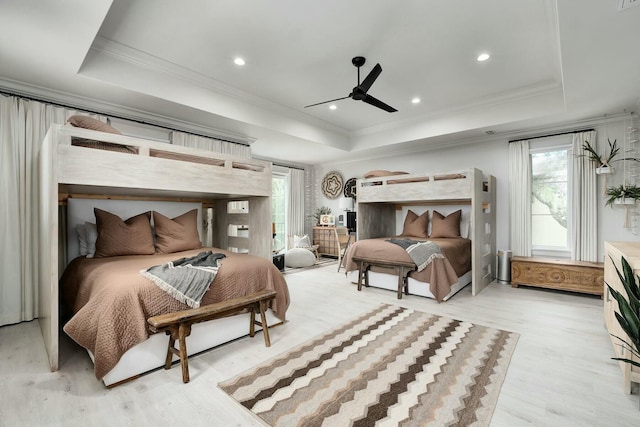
[219, 304, 519, 426]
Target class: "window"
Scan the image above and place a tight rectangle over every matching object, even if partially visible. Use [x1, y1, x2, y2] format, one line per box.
[272, 174, 287, 252]
[530, 143, 572, 256]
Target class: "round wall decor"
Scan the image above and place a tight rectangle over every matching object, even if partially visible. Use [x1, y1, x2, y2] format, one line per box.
[343, 177, 357, 199]
[321, 171, 343, 199]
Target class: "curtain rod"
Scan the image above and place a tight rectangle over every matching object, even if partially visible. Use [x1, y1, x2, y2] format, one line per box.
[0, 89, 250, 147]
[508, 128, 595, 144]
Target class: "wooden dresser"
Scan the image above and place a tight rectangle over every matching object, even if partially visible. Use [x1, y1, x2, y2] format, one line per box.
[313, 226, 346, 257]
[511, 256, 604, 297]
[604, 241, 640, 394]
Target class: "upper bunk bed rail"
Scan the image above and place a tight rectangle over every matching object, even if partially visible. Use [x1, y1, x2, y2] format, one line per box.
[45, 124, 271, 199]
[357, 168, 479, 204]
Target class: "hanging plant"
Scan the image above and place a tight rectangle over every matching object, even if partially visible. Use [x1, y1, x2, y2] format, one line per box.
[580, 139, 620, 174]
[605, 184, 640, 206]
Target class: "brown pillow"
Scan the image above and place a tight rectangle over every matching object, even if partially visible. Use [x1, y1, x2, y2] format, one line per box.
[153, 209, 202, 254]
[94, 209, 155, 257]
[67, 115, 121, 134]
[430, 210, 462, 238]
[400, 210, 429, 238]
[363, 170, 409, 179]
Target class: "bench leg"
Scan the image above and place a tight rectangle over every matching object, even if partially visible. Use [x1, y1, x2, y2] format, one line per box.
[164, 332, 176, 370]
[178, 323, 191, 383]
[250, 305, 256, 337]
[364, 264, 370, 288]
[396, 267, 403, 299]
[249, 300, 272, 347]
[357, 261, 364, 291]
[260, 300, 271, 347]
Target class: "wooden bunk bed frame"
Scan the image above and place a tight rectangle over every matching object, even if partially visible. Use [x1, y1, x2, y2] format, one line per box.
[355, 168, 496, 296]
[38, 124, 273, 373]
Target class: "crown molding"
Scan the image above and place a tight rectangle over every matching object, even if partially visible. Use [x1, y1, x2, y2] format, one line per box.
[322, 111, 636, 168]
[0, 77, 256, 145]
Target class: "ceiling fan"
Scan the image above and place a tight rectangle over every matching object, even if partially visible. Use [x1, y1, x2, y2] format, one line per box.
[304, 56, 397, 113]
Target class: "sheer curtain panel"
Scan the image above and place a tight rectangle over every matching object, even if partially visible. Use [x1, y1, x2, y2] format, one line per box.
[170, 131, 251, 158]
[287, 168, 305, 241]
[0, 95, 105, 325]
[571, 131, 598, 261]
[509, 140, 532, 257]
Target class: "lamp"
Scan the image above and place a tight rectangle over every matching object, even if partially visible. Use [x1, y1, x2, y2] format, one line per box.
[339, 197, 354, 211]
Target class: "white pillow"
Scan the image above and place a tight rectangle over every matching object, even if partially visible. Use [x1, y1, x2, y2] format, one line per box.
[285, 248, 316, 268]
[77, 222, 98, 258]
[293, 234, 311, 248]
[460, 211, 470, 239]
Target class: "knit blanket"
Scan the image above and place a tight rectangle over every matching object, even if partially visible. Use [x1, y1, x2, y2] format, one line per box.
[385, 238, 444, 272]
[140, 251, 226, 308]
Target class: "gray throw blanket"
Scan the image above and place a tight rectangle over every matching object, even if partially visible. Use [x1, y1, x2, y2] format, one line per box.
[140, 251, 226, 308]
[386, 238, 444, 272]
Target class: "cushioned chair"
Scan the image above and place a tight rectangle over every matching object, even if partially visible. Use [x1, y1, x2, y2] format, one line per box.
[284, 247, 316, 268]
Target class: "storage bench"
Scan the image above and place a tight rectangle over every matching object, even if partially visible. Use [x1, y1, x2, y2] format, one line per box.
[511, 256, 604, 297]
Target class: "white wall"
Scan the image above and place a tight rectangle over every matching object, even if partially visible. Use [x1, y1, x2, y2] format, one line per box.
[315, 116, 640, 263]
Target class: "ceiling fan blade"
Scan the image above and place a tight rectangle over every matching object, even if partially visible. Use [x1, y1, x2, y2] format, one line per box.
[359, 63, 382, 93]
[362, 94, 397, 112]
[304, 95, 350, 108]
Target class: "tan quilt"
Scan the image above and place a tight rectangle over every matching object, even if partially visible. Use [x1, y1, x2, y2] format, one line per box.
[61, 247, 290, 380]
[343, 237, 471, 301]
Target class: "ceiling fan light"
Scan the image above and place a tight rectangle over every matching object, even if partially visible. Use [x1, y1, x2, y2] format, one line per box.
[411, 97, 421, 104]
[477, 53, 490, 62]
[329, 105, 337, 110]
[234, 57, 245, 66]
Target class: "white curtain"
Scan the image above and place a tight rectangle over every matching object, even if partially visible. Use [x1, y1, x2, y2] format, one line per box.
[0, 94, 105, 326]
[571, 131, 598, 261]
[509, 140, 532, 256]
[170, 131, 251, 158]
[287, 168, 305, 243]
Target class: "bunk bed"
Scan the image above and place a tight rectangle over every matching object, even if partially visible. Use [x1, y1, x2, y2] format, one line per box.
[343, 168, 496, 299]
[38, 124, 286, 386]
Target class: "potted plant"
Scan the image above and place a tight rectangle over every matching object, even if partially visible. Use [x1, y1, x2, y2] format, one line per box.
[310, 206, 332, 225]
[581, 139, 619, 174]
[605, 184, 640, 206]
[606, 255, 640, 370]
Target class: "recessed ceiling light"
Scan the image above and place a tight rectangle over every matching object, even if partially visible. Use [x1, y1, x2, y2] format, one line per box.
[329, 105, 337, 110]
[477, 53, 490, 62]
[234, 57, 245, 66]
[411, 97, 421, 104]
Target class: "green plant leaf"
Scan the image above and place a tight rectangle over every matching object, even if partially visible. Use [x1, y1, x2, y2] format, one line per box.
[608, 255, 640, 370]
[610, 333, 640, 359]
[612, 357, 640, 369]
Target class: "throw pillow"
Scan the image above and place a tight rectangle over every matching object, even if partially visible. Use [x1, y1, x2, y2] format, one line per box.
[153, 209, 202, 254]
[293, 234, 311, 248]
[430, 209, 462, 238]
[94, 208, 155, 257]
[363, 170, 409, 179]
[67, 115, 121, 134]
[400, 209, 429, 238]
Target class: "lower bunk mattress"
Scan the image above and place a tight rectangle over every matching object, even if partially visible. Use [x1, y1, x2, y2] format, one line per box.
[343, 237, 472, 301]
[61, 247, 290, 383]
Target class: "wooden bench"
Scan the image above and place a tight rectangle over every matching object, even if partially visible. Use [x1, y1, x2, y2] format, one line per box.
[352, 256, 416, 299]
[147, 289, 277, 383]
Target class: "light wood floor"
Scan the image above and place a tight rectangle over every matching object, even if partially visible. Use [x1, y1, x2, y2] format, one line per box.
[1, 264, 639, 426]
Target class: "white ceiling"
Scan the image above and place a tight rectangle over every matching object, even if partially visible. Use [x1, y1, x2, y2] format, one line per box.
[1, 0, 639, 165]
